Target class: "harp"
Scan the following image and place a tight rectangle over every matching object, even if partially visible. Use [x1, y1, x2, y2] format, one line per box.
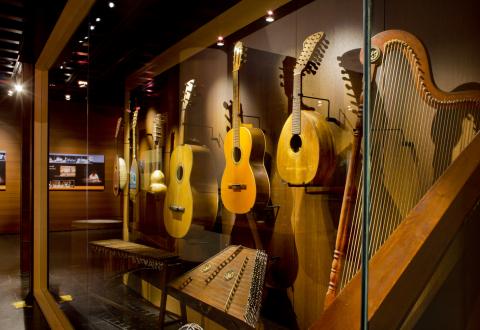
[323, 29, 480, 313]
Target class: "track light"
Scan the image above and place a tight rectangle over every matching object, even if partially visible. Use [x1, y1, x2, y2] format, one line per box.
[14, 83, 23, 93]
[216, 36, 224, 47]
[266, 10, 274, 22]
[65, 94, 71, 101]
[108, 1, 115, 8]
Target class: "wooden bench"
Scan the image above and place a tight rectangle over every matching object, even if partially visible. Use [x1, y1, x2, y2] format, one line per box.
[89, 239, 184, 329]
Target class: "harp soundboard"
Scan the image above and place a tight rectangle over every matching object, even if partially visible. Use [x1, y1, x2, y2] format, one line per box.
[168, 245, 268, 328]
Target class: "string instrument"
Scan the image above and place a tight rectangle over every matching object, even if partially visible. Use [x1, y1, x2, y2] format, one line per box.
[168, 245, 268, 329]
[113, 117, 127, 196]
[324, 30, 480, 307]
[164, 79, 219, 238]
[150, 113, 167, 193]
[276, 32, 336, 185]
[221, 41, 270, 214]
[129, 107, 139, 201]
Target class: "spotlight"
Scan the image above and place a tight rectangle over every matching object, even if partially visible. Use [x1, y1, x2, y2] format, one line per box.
[77, 80, 88, 88]
[216, 36, 224, 47]
[90, 25, 95, 31]
[79, 40, 83, 43]
[60, 65, 64, 69]
[7, 89, 13, 96]
[95, 17, 101, 22]
[266, 10, 274, 22]
[14, 83, 23, 93]
[65, 94, 71, 101]
[108, 1, 115, 8]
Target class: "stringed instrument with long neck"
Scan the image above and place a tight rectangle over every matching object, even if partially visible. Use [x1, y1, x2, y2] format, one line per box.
[129, 106, 139, 201]
[150, 113, 167, 193]
[113, 117, 127, 196]
[276, 32, 336, 185]
[221, 41, 270, 214]
[164, 79, 219, 238]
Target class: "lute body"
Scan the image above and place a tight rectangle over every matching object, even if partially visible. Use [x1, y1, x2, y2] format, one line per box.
[277, 110, 335, 185]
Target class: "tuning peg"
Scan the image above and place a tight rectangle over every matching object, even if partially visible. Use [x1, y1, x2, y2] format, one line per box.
[280, 82, 284, 87]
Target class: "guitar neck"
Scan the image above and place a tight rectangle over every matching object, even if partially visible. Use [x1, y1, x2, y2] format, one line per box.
[179, 108, 186, 146]
[233, 70, 240, 148]
[292, 73, 301, 135]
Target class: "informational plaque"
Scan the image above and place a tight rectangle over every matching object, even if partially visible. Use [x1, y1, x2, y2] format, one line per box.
[0, 151, 5, 190]
[48, 153, 105, 190]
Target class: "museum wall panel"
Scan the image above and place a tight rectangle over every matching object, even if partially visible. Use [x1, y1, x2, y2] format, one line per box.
[0, 97, 21, 233]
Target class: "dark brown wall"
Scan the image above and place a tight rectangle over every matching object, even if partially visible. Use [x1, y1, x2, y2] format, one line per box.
[48, 100, 122, 231]
[0, 96, 22, 233]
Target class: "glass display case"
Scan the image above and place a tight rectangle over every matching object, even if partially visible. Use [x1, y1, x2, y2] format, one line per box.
[27, 0, 480, 329]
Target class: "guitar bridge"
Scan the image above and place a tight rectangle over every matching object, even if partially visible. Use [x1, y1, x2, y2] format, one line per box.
[169, 205, 185, 213]
[228, 184, 247, 191]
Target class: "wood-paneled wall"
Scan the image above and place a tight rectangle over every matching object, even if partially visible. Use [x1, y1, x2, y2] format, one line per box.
[48, 100, 122, 231]
[0, 97, 22, 233]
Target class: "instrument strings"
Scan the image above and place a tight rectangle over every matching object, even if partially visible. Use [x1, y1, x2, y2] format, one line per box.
[340, 40, 479, 289]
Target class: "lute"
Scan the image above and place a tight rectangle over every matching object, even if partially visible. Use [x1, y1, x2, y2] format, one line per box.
[276, 32, 336, 185]
[113, 117, 127, 196]
[129, 107, 139, 201]
[221, 41, 270, 214]
[150, 113, 167, 193]
[164, 79, 219, 238]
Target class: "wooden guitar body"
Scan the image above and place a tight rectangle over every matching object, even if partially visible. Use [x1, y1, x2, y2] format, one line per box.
[221, 126, 270, 214]
[164, 144, 218, 238]
[277, 110, 335, 185]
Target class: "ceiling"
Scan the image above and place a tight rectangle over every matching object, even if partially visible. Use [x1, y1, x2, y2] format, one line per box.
[0, 0, 25, 86]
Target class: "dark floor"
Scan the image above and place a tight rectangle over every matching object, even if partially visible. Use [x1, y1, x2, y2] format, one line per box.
[0, 234, 49, 330]
[1, 230, 294, 329]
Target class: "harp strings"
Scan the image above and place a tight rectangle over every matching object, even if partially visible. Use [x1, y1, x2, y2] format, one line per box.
[340, 40, 479, 290]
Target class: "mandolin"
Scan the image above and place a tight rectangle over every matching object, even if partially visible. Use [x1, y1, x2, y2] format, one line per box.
[164, 79, 219, 238]
[113, 117, 127, 196]
[129, 106, 139, 201]
[150, 113, 167, 193]
[276, 32, 335, 185]
[221, 41, 270, 214]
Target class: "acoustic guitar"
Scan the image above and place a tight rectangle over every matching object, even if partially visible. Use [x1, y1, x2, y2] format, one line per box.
[221, 41, 270, 214]
[129, 107, 139, 201]
[113, 117, 127, 196]
[150, 113, 167, 193]
[276, 32, 336, 185]
[164, 79, 219, 238]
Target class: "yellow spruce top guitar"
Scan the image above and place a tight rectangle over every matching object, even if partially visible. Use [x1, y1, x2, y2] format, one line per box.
[221, 41, 270, 214]
[113, 117, 127, 196]
[150, 113, 167, 193]
[164, 79, 219, 238]
[276, 32, 336, 185]
[129, 107, 139, 201]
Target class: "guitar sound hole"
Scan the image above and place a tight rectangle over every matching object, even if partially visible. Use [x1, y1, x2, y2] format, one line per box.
[233, 147, 242, 163]
[176, 165, 184, 181]
[290, 134, 302, 153]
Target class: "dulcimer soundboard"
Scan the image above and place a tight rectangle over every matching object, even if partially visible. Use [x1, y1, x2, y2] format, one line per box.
[168, 245, 268, 329]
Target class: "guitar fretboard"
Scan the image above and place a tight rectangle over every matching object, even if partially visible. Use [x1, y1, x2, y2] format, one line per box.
[292, 74, 302, 135]
[233, 70, 240, 148]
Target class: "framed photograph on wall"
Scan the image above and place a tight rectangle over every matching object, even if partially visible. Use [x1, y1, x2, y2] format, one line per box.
[0, 151, 5, 190]
[48, 153, 105, 190]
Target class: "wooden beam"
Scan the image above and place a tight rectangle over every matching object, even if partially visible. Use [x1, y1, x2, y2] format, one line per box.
[126, 0, 291, 90]
[311, 132, 480, 329]
[33, 1, 94, 329]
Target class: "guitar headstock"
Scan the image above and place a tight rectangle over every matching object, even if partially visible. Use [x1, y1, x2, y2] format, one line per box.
[181, 79, 196, 113]
[153, 113, 167, 146]
[132, 107, 139, 130]
[233, 41, 247, 72]
[294, 32, 325, 76]
[114, 117, 122, 139]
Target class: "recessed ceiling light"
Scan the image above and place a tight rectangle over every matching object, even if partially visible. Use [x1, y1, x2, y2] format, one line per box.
[266, 10, 274, 22]
[14, 83, 23, 93]
[96, 17, 101, 22]
[216, 36, 224, 47]
[90, 25, 95, 31]
[108, 2, 115, 8]
[65, 94, 71, 101]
